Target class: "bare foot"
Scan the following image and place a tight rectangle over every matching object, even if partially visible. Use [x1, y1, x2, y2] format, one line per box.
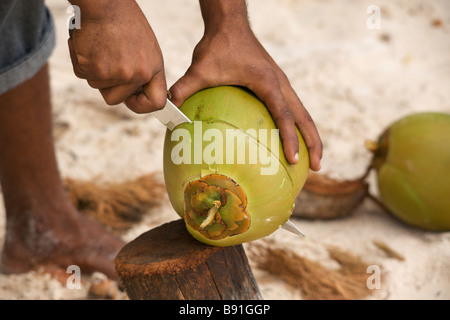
[0, 63, 125, 281]
[0, 199, 125, 281]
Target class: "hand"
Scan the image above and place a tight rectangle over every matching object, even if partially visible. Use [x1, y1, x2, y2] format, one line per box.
[68, 0, 167, 113]
[169, 2, 322, 170]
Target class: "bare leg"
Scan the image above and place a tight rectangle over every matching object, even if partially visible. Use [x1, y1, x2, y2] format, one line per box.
[0, 64, 124, 280]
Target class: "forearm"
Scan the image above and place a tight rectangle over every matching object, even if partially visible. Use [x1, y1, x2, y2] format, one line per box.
[199, 0, 251, 34]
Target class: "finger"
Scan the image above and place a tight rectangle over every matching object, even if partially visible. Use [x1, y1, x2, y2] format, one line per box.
[287, 93, 323, 171]
[280, 82, 323, 171]
[293, 106, 323, 171]
[87, 79, 126, 90]
[99, 82, 142, 106]
[125, 70, 167, 113]
[83, 64, 162, 89]
[250, 76, 300, 165]
[169, 66, 209, 107]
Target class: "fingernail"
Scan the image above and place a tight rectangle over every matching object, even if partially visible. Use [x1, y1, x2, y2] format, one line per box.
[294, 153, 299, 163]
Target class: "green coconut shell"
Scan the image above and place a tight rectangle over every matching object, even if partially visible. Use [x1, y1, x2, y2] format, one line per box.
[163, 86, 310, 246]
[371, 112, 450, 231]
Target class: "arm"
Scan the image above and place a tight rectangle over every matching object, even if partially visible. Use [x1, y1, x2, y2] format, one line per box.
[170, 0, 322, 170]
[68, 0, 167, 113]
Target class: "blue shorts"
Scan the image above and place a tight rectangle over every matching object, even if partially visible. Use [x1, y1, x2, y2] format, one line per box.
[0, 0, 55, 95]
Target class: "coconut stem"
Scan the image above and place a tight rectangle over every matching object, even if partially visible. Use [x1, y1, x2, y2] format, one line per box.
[365, 139, 379, 152]
[200, 200, 222, 229]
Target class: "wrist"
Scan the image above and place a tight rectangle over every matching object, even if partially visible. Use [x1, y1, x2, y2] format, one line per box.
[199, 0, 251, 35]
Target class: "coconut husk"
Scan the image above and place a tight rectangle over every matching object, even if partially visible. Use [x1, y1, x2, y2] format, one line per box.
[373, 240, 405, 261]
[293, 172, 369, 220]
[88, 277, 122, 300]
[248, 240, 376, 300]
[64, 172, 166, 230]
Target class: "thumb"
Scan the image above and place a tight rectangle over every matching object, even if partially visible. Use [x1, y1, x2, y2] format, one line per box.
[169, 67, 209, 107]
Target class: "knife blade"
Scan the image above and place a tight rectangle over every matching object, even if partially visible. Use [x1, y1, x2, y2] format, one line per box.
[153, 99, 192, 130]
[282, 219, 306, 237]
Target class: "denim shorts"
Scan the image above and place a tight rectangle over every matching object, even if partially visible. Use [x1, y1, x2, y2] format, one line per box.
[0, 0, 55, 95]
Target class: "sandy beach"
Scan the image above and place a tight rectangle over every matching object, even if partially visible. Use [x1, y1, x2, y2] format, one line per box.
[1, 0, 449, 299]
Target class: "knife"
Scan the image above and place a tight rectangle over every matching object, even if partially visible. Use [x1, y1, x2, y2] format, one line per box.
[152, 99, 304, 238]
[281, 219, 305, 237]
[153, 99, 192, 130]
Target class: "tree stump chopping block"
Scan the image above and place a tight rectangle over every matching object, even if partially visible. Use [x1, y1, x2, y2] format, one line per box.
[115, 219, 262, 300]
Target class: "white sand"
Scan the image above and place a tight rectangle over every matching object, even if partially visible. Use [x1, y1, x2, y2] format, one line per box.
[1, 0, 449, 299]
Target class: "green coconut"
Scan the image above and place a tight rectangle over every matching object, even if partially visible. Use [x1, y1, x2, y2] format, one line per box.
[163, 86, 310, 246]
[369, 112, 450, 231]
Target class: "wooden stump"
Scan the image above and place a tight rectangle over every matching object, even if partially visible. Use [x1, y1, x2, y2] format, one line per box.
[115, 219, 262, 300]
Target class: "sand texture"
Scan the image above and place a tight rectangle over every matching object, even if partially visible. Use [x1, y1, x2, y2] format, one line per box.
[1, 0, 449, 299]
